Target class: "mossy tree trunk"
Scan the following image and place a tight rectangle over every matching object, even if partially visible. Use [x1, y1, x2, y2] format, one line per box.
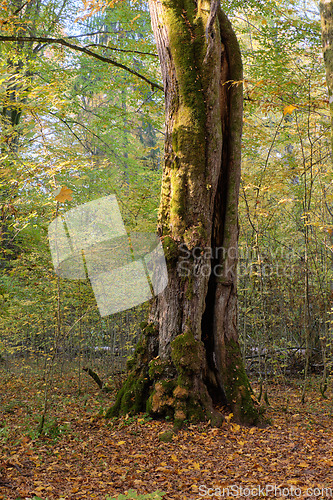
[107, 0, 260, 426]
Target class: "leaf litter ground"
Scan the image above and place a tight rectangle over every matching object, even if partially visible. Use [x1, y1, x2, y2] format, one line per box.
[1, 362, 333, 499]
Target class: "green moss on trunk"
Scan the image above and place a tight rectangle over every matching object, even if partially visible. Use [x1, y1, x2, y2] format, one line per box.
[171, 329, 204, 375]
[105, 323, 157, 418]
[106, 327, 223, 428]
[222, 339, 262, 424]
[105, 371, 150, 417]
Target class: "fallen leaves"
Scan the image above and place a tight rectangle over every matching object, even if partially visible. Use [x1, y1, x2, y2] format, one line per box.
[1, 372, 333, 499]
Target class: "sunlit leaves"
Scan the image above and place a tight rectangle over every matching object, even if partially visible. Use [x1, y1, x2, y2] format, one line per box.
[232, 0, 332, 356]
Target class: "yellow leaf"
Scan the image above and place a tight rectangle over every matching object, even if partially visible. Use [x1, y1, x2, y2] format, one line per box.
[54, 186, 73, 203]
[117, 441, 126, 445]
[283, 104, 298, 116]
[299, 462, 309, 468]
[288, 479, 302, 485]
[193, 462, 200, 470]
[171, 454, 178, 462]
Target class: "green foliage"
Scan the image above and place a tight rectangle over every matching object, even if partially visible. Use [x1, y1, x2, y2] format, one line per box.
[222, 0, 333, 377]
[0, 0, 163, 368]
[38, 417, 69, 440]
[0, 424, 9, 444]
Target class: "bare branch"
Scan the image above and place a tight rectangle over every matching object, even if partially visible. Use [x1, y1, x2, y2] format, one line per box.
[0, 35, 163, 91]
[85, 43, 158, 57]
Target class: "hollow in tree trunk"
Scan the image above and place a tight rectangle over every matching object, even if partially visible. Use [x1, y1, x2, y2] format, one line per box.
[107, 0, 261, 427]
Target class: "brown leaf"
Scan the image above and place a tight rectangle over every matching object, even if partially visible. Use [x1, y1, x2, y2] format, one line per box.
[54, 186, 73, 203]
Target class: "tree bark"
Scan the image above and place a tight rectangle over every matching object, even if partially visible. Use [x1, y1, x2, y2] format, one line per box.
[107, 0, 261, 426]
[320, 0, 333, 153]
[319, 0, 333, 346]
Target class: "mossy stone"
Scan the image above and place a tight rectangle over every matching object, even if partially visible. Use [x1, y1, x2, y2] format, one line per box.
[158, 430, 174, 442]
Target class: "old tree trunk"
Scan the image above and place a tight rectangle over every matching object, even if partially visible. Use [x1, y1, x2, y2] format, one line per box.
[107, 0, 261, 426]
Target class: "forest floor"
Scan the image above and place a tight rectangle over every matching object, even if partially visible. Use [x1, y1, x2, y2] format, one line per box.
[1, 360, 333, 500]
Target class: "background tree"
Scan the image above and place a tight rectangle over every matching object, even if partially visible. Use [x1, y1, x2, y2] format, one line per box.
[319, 0, 333, 384]
[320, 0, 333, 152]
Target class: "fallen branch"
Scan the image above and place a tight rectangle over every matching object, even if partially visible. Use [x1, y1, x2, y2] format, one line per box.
[83, 367, 113, 392]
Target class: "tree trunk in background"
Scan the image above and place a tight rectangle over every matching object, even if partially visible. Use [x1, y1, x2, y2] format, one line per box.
[320, 0, 333, 154]
[107, 0, 260, 426]
[319, 0, 333, 328]
[0, 0, 40, 260]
